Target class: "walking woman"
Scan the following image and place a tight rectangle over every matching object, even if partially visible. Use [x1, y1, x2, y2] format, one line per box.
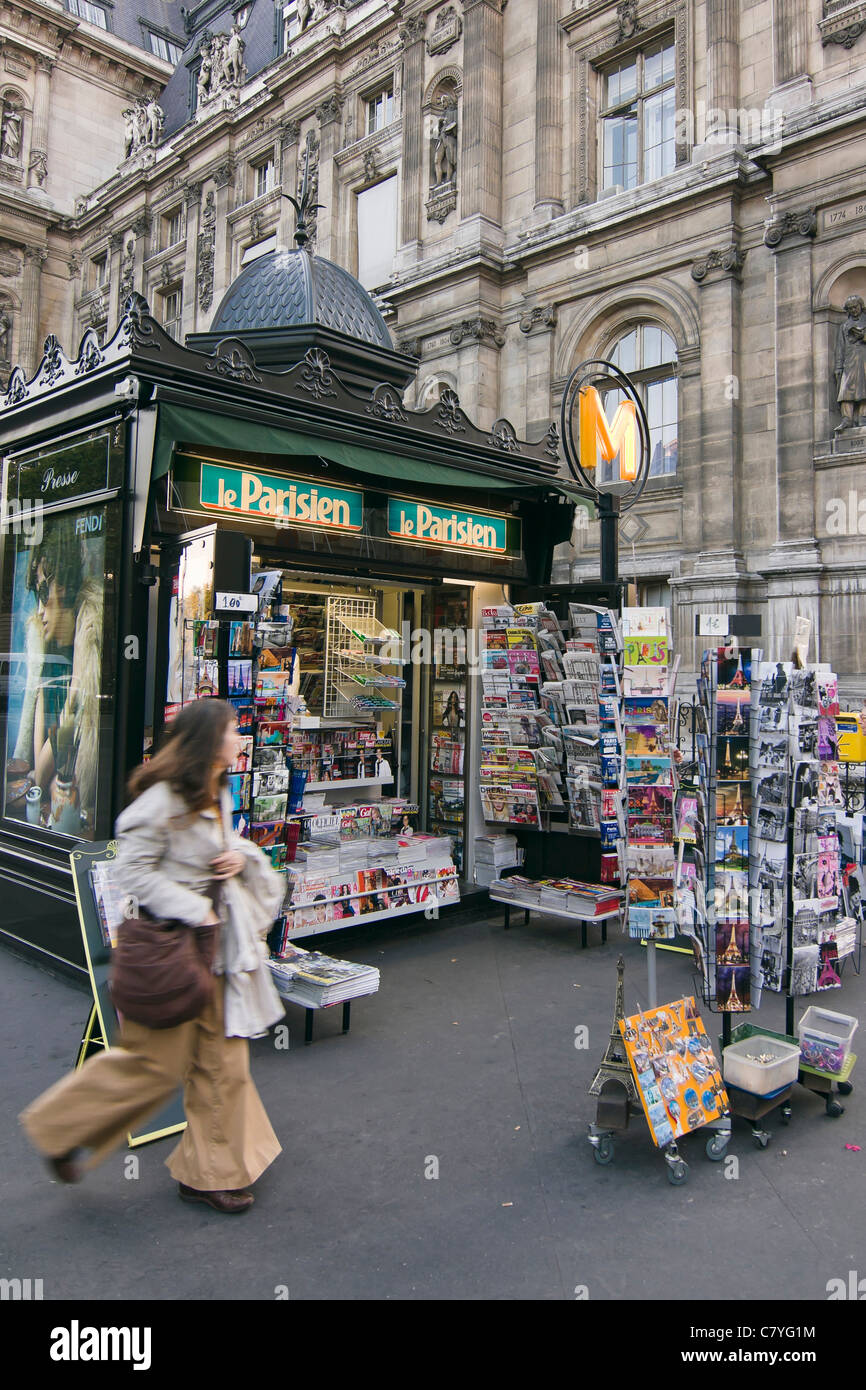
[20, 700, 285, 1214]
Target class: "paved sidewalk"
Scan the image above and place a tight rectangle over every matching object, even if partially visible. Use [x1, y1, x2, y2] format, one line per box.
[3, 910, 864, 1301]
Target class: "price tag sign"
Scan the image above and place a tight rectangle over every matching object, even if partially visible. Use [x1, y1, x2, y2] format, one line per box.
[215, 591, 258, 614]
[698, 613, 729, 637]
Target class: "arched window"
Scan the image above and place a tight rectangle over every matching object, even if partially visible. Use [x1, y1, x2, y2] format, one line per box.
[598, 324, 678, 482]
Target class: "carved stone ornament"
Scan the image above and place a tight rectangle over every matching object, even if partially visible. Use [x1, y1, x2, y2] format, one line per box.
[250, 211, 262, 241]
[820, 0, 866, 48]
[489, 419, 521, 453]
[397, 336, 422, 358]
[435, 387, 467, 435]
[197, 190, 217, 313]
[131, 211, 152, 239]
[363, 148, 378, 183]
[160, 260, 174, 287]
[280, 117, 302, 148]
[399, 15, 427, 45]
[449, 317, 506, 348]
[690, 245, 745, 281]
[351, 37, 401, 76]
[300, 347, 337, 401]
[366, 383, 409, 424]
[315, 94, 343, 126]
[427, 6, 463, 55]
[519, 304, 558, 334]
[617, 0, 641, 41]
[763, 208, 818, 248]
[89, 292, 108, 327]
[205, 337, 263, 384]
[122, 98, 163, 163]
[0, 299, 12, 363]
[213, 158, 235, 189]
[426, 184, 457, 223]
[119, 239, 135, 302]
[196, 25, 247, 112]
[0, 241, 22, 278]
[28, 149, 48, 187]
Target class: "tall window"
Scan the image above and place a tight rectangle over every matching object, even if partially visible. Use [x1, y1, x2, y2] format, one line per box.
[600, 39, 676, 191]
[90, 253, 108, 290]
[282, 1, 300, 49]
[66, 0, 108, 26]
[147, 31, 183, 64]
[162, 207, 183, 249]
[366, 86, 394, 135]
[598, 325, 678, 481]
[254, 156, 276, 199]
[161, 287, 183, 340]
[357, 176, 397, 289]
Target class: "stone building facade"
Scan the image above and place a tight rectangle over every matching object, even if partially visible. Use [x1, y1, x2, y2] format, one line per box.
[4, 0, 866, 681]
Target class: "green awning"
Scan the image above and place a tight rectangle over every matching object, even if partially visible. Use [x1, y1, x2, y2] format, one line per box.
[153, 402, 545, 494]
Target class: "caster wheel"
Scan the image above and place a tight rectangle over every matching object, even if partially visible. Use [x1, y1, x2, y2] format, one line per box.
[780, 1105, 792, 1125]
[593, 1136, 614, 1165]
[668, 1161, 688, 1186]
[706, 1134, 728, 1161]
[826, 1099, 844, 1118]
[753, 1133, 770, 1149]
[838, 1081, 854, 1096]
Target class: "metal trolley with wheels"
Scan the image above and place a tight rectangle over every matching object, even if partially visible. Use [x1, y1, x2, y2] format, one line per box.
[586, 960, 732, 1185]
[798, 1053, 856, 1117]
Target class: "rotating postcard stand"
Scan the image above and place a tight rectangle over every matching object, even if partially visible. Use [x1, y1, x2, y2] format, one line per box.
[587, 957, 731, 1184]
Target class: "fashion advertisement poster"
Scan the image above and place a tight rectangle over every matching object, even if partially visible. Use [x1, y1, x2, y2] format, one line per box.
[4, 505, 111, 838]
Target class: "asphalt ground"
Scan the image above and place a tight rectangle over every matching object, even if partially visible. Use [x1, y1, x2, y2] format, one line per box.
[3, 908, 864, 1302]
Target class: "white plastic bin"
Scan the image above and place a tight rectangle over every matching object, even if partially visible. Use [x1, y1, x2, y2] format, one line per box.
[723, 1036, 801, 1095]
[797, 1007, 858, 1075]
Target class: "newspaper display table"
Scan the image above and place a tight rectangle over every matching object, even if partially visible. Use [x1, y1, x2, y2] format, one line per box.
[488, 887, 622, 948]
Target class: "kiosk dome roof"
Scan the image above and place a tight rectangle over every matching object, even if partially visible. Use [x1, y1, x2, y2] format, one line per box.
[210, 247, 392, 350]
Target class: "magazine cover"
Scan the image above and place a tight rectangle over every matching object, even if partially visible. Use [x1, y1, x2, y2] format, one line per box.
[619, 997, 728, 1147]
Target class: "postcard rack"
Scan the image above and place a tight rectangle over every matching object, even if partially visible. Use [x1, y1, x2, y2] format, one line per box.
[324, 595, 403, 718]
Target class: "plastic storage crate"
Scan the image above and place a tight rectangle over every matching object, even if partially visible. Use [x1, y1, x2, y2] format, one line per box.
[796, 1007, 859, 1075]
[723, 1035, 801, 1095]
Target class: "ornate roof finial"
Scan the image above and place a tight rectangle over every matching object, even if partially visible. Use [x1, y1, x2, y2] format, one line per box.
[284, 130, 323, 249]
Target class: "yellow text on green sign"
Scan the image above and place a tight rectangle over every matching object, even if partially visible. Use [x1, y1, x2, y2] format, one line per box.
[387, 499, 507, 552]
[199, 461, 363, 530]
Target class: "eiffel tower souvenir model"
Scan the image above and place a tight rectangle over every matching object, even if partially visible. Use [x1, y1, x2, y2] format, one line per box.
[589, 955, 639, 1104]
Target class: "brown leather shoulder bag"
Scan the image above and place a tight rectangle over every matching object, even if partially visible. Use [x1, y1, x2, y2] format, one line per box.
[109, 903, 219, 1030]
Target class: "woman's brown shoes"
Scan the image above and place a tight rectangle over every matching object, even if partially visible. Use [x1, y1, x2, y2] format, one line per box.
[178, 1183, 254, 1213]
[47, 1149, 85, 1184]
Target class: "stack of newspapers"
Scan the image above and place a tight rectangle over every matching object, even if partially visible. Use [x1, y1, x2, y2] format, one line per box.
[268, 945, 380, 1006]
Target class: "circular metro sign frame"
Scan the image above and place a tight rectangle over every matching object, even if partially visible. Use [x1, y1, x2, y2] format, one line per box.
[560, 358, 651, 511]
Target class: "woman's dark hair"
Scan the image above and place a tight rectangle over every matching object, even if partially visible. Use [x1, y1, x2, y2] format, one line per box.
[27, 514, 85, 602]
[128, 699, 235, 810]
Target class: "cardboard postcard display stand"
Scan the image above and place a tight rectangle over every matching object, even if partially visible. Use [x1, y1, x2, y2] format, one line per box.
[69, 840, 185, 1147]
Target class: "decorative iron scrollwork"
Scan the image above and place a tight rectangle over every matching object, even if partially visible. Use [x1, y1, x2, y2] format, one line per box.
[205, 337, 262, 384]
[5, 364, 28, 404]
[366, 383, 408, 424]
[435, 386, 466, 435]
[74, 328, 103, 375]
[489, 419, 521, 453]
[39, 334, 65, 387]
[299, 347, 337, 401]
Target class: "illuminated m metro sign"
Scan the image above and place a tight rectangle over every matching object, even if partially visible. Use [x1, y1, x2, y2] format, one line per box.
[578, 386, 638, 482]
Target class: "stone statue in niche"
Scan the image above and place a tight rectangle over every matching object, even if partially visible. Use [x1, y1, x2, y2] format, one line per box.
[123, 97, 163, 157]
[222, 25, 246, 86]
[432, 98, 458, 186]
[1, 102, 21, 160]
[197, 38, 215, 104]
[0, 303, 12, 361]
[298, 0, 312, 30]
[144, 96, 164, 146]
[834, 294, 866, 431]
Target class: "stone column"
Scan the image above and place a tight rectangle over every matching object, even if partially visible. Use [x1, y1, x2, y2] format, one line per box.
[314, 96, 342, 262]
[700, 0, 738, 151]
[211, 158, 235, 313]
[278, 119, 301, 248]
[690, 245, 746, 575]
[765, 209, 819, 551]
[131, 210, 151, 306]
[447, 316, 505, 428]
[770, 0, 812, 110]
[20, 245, 47, 373]
[182, 181, 201, 336]
[534, 0, 563, 216]
[27, 55, 53, 191]
[398, 15, 426, 260]
[459, 0, 505, 236]
[519, 303, 558, 433]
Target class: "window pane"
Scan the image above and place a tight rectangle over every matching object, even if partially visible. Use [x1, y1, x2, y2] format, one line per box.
[611, 330, 637, 375]
[642, 325, 662, 368]
[660, 329, 677, 363]
[603, 115, 637, 189]
[643, 88, 676, 183]
[606, 58, 637, 107]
